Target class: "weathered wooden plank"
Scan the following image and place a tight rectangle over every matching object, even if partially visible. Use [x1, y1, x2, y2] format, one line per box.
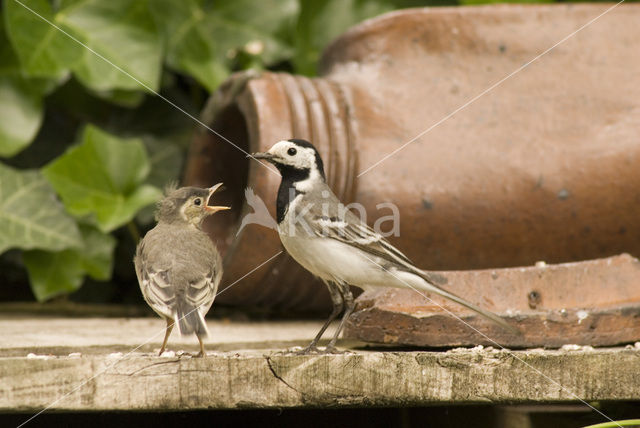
[1, 317, 639, 411]
[2, 346, 640, 410]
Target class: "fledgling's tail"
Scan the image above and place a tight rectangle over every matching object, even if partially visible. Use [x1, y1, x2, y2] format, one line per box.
[175, 301, 209, 338]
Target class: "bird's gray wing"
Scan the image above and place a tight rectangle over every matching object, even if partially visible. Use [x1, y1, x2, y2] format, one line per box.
[184, 258, 220, 315]
[299, 187, 413, 268]
[192, 232, 223, 307]
[134, 240, 176, 319]
[316, 212, 414, 266]
[301, 187, 448, 285]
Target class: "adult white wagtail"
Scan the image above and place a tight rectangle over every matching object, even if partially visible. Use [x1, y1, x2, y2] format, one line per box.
[134, 184, 229, 356]
[252, 139, 518, 354]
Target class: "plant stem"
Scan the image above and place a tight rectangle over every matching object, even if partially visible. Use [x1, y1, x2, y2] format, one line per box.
[127, 221, 141, 243]
[582, 420, 640, 428]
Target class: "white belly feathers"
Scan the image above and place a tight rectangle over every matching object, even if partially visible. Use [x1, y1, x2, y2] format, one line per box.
[280, 233, 385, 290]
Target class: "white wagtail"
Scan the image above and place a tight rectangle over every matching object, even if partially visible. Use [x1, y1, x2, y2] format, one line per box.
[134, 184, 230, 356]
[252, 139, 518, 354]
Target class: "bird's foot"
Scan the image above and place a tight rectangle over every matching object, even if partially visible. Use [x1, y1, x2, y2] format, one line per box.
[293, 345, 320, 355]
[291, 344, 347, 355]
[180, 350, 206, 358]
[322, 345, 347, 354]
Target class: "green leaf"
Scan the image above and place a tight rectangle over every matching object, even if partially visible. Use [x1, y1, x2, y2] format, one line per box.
[0, 77, 44, 157]
[293, 0, 392, 75]
[0, 15, 61, 158]
[23, 249, 85, 301]
[23, 223, 117, 302]
[0, 163, 82, 254]
[581, 420, 640, 428]
[76, 224, 116, 280]
[152, 0, 228, 92]
[0, 17, 22, 75]
[136, 132, 188, 224]
[59, 0, 163, 92]
[143, 133, 187, 190]
[89, 88, 146, 108]
[208, 0, 298, 65]
[152, 0, 297, 92]
[42, 125, 163, 232]
[4, 0, 82, 78]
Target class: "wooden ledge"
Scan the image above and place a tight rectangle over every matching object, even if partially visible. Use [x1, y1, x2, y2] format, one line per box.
[1, 317, 639, 411]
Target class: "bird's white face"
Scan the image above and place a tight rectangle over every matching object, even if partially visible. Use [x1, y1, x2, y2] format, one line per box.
[265, 140, 319, 170]
[252, 139, 327, 195]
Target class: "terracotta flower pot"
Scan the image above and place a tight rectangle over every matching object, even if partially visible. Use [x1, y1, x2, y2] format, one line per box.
[183, 4, 640, 312]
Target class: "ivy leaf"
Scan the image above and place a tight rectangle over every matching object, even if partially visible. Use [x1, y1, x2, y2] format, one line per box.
[0, 77, 44, 158]
[152, 0, 228, 92]
[42, 125, 162, 233]
[76, 224, 116, 280]
[0, 17, 22, 75]
[152, 0, 296, 92]
[136, 132, 188, 224]
[207, 0, 298, 66]
[90, 88, 146, 108]
[0, 17, 62, 158]
[60, 0, 163, 92]
[3, 0, 82, 78]
[0, 163, 82, 254]
[23, 225, 115, 301]
[23, 249, 85, 301]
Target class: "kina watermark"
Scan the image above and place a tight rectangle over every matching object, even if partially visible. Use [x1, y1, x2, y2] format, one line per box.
[236, 187, 401, 238]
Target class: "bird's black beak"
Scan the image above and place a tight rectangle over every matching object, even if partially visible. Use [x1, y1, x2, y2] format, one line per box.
[249, 152, 276, 162]
[205, 183, 230, 214]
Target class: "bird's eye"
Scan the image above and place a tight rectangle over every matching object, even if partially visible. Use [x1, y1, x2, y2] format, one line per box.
[194, 198, 202, 206]
[287, 147, 297, 156]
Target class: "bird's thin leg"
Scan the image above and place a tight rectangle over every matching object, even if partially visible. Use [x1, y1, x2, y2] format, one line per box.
[159, 318, 174, 356]
[296, 281, 343, 355]
[196, 334, 206, 358]
[324, 283, 355, 354]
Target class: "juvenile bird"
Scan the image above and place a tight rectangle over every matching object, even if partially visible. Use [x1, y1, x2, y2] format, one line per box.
[252, 139, 518, 354]
[134, 184, 229, 356]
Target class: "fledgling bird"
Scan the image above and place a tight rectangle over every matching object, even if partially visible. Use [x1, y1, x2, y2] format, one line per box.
[252, 139, 519, 354]
[134, 184, 229, 356]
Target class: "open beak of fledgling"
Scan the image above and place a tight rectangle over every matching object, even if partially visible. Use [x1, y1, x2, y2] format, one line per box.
[205, 182, 231, 214]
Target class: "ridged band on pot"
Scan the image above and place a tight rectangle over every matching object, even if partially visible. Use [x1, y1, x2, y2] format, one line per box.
[184, 4, 640, 312]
